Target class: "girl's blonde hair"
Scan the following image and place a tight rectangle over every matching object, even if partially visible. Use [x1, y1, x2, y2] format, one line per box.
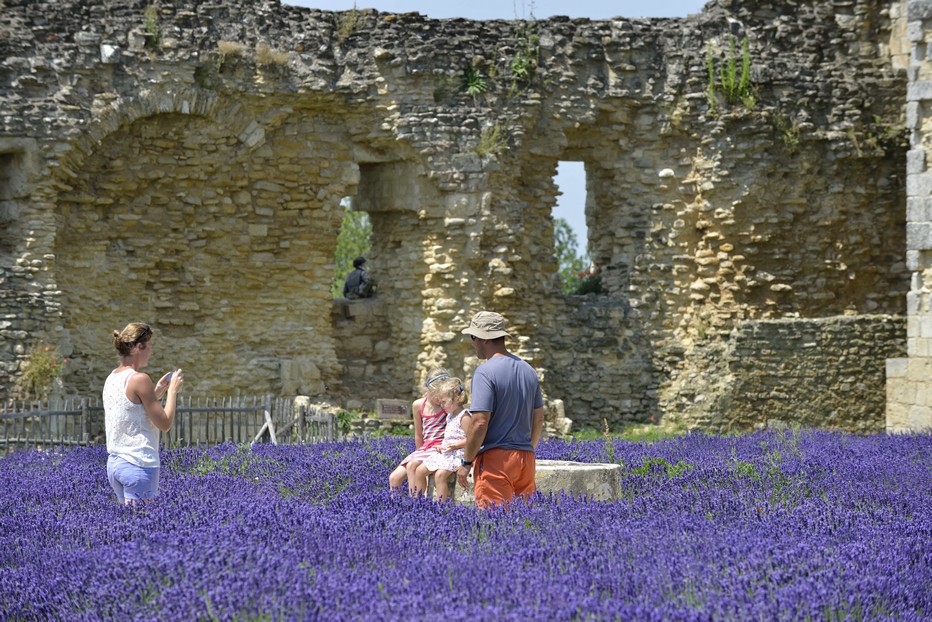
[427, 376, 467, 409]
[423, 367, 450, 389]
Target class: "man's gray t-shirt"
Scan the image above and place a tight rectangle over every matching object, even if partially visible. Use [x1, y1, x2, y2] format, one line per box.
[469, 354, 543, 453]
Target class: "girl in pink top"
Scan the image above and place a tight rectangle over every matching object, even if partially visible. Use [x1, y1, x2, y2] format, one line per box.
[388, 367, 449, 494]
[415, 376, 472, 501]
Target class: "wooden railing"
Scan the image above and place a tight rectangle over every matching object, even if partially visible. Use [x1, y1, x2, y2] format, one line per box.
[0, 396, 338, 455]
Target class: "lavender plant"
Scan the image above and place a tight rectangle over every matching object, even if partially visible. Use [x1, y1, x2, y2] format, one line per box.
[1, 430, 929, 620]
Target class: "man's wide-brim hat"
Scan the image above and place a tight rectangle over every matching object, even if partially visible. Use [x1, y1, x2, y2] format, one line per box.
[462, 311, 511, 340]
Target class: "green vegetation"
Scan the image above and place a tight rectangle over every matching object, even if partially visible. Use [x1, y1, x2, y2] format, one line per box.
[474, 122, 506, 157]
[143, 5, 161, 51]
[554, 217, 602, 295]
[462, 64, 490, 104]
[255, 41, 289, 66]
[184, 445, 258, 477]
[772, 113, 801, 153]
[336, 2, 360, 43]
[331, 202, 372, 297]
[337, 409, 363, 436]
[706, 36, 755, 114]
[631, 456, 695, 478]
[14, 341, 67, 401]
[507, 21, 540, 96]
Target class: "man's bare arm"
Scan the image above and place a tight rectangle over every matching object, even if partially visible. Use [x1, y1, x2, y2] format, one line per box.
[531, 406, 544, 449]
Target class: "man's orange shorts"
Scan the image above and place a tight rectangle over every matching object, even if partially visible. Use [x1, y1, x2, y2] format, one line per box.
[473, 448, 536, 509]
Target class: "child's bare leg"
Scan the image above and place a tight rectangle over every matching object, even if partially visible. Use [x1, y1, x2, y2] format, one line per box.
[405, 460, 422, 495]
[414, 463, 431, 496]
[434, 469, 454, 501]
[388, 464, 408, 491]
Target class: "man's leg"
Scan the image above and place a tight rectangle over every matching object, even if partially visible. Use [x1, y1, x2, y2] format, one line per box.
[511, 450, 536, 500]
[473, 448, 514, 508]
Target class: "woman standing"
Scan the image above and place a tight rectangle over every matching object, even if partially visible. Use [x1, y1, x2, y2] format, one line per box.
[103, 322, 183, 504]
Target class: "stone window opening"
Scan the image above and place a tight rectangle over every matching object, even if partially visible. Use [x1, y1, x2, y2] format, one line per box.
[331, 195, 372, 299]
[554, 160, 599, 295]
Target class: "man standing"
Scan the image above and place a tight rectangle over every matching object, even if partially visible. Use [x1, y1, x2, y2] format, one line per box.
[456, 311, 544, 508]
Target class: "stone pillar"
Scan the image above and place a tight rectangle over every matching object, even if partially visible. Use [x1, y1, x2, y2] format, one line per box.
[887, 0, 932, 432]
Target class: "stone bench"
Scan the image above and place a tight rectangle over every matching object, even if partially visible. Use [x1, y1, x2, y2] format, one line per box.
[426, 459, 623, 505]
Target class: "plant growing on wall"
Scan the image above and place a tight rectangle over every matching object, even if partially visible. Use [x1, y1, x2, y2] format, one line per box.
[143, 5, 161, 51]
[706, 36, 755, 113]
[474, 122, 507, 157]
[336, 3, 360, 44]
[462, 64, 489, 105]
[771, 113, 801, 153]
[331, 202, 372, 297]
[256, 41, 289, 66]
[507, 20, 540, 96]
[14, 341, 67, 401]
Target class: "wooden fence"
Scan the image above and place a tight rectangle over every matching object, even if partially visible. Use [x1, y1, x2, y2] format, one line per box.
[0, 396, 338, 456]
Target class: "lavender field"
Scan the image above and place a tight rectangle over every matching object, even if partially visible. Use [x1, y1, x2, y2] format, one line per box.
[1, 429, 930, 621]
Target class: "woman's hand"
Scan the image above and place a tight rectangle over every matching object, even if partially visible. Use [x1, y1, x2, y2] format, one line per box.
[155, 371, 171, 399]
[167, 368, 184, 394]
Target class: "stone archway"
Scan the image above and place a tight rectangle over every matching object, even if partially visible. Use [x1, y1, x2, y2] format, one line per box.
[54, 98, 356, 397]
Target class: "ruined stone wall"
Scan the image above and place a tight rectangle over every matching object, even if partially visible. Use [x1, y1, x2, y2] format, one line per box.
[672, 315, 905, 433]
[887, 0, 932, 433]
[0, 0, 911, 432]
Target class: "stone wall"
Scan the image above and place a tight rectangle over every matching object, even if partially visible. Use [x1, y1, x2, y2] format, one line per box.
[887, 0, 932, 432]
[0, 0, 913, 432]
[669, 315, 905, 433]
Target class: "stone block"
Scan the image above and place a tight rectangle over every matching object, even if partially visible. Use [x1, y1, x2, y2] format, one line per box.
[906, 222, 932, 250]
[885, 400, 909, 429]
[886, 379, 903, 408]
[920, 337, 932, 358]
[906, 174, 932, 199]
[427, 460, 624, 506]
[907, 80, 932, 102]
[535, 460, 623, 501]
[908, 405, 932, 429]
[906, 149, 926, 173]
[906, 356, 932, 380]
[908, 3, 932, 21]
[906, 101, 920, 129]
[886, 357, 909, 378]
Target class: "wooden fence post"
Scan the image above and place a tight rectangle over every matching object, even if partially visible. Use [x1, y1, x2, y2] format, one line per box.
[81, 399, 89, 445]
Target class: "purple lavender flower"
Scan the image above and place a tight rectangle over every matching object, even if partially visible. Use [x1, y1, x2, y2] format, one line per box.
[0, 430, 929, 620]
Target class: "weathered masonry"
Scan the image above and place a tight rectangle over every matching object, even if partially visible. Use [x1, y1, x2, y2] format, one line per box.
[887, 1, 932, 433]
[0, 0, 927, 433]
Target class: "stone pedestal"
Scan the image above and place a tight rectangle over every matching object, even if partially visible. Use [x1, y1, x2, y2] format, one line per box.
[427, 459, 623, 505]
[534, 460, 623, 501]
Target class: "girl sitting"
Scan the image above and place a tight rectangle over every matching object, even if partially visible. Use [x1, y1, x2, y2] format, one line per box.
[414, 376, 472, 502]
[388, 367, 450, 494]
